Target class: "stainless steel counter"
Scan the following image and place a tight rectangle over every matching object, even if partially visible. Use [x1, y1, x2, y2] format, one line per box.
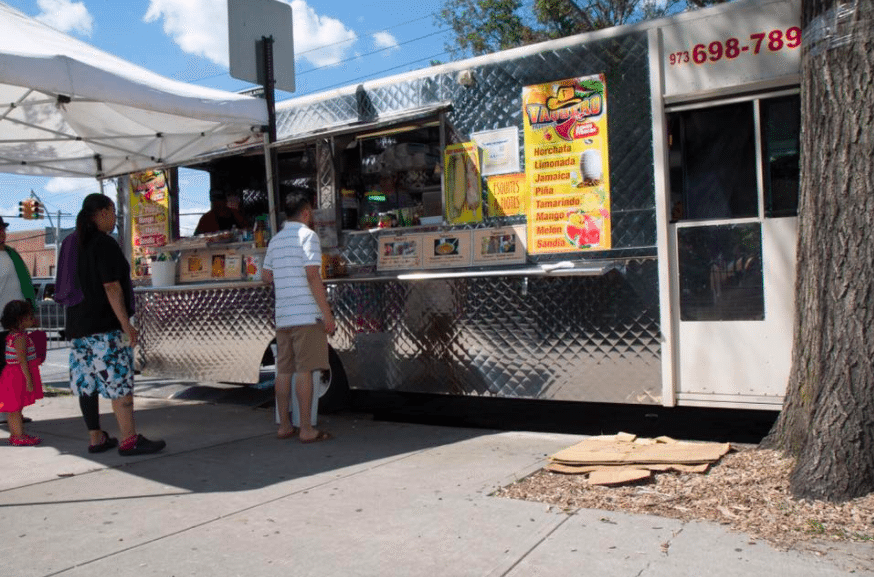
[134, 257, 661, 404]
[135, 282, 275, 384]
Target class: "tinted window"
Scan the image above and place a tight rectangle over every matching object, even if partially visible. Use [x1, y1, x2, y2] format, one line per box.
[669, 102, 758, 221]
[762, 95, 800, 217]
[678, 223, 764, 321]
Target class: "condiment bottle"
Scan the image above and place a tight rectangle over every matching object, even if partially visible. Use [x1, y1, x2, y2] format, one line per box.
[253, 216, 268, 248]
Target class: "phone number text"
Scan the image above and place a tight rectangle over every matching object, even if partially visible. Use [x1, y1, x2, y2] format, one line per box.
[668, 27, 801, 65]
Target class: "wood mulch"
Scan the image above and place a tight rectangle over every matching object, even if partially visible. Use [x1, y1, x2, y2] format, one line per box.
[495, 447, 874, 552]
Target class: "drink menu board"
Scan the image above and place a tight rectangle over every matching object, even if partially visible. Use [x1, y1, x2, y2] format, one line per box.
[130, 170, 171, 278]
[522, 74, 612, 254]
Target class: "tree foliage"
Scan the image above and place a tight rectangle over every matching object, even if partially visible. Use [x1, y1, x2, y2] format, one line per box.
[438, 0, 725, 57]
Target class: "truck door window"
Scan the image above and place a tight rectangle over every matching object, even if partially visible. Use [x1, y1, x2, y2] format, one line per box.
[669, 102, 757, 221]
[677, 223, 764, 321]
[761, 95, 801, 217]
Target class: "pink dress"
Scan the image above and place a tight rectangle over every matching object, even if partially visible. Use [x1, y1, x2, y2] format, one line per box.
[0, 331, 44, 413]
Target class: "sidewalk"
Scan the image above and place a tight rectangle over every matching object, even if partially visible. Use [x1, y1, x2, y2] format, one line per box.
[1, 376, 871, 575]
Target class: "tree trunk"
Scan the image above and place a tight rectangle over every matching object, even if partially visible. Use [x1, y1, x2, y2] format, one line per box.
[762, 0, 874, 501]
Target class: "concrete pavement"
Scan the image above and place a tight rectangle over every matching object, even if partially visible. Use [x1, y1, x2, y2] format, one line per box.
[0, 348, 871, 576]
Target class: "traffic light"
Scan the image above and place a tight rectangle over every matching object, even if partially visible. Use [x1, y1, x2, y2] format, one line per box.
[18, 199, 33, 219]
[32, 200, 43, 219]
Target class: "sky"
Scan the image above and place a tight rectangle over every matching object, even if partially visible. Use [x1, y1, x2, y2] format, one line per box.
[1, 0, 451, 236]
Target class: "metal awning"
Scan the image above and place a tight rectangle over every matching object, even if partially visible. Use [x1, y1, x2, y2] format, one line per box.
[269, 102, 452, 150]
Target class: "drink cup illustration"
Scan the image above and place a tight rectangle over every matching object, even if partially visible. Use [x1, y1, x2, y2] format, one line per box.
[581, 150, 602, 185]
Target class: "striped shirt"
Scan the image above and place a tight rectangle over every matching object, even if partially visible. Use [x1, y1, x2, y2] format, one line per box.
[263, 221, 322, 328]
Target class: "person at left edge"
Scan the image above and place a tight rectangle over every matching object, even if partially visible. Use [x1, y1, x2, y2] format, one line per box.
[0, 216, 35, 380]
[65, 194, 166, 456]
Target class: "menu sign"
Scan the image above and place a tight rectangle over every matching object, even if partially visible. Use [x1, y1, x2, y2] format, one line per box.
[377, 234, 423, 271]
[486, 173, 526, 217]
[178, 250, 243, 282]
[422, 231, 473, 269]
[130, 169, 171, 278]
[443, 142, 483, 225]
[179, 251, 211, 283]
[522, 74, 612, 254]
[472, 226, 527, 265]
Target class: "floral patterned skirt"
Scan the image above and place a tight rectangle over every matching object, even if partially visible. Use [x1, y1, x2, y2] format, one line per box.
[69, 330, 134, 399]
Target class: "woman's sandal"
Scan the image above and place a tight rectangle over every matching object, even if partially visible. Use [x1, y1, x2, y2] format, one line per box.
[88, 431, 119, 453]
[299, 431, 333, 444]
[276, 427, 299, 440]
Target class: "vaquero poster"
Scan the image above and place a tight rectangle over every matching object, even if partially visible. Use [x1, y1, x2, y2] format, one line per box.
[129, 169, 171, 278]
[522, 74, 611, 254]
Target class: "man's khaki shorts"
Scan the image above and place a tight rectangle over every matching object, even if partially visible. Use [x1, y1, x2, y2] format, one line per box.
[276, 322, 329, 375]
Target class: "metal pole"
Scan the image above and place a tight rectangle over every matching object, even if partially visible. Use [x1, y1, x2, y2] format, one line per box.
[54, 209, 61, 274]
[262, 36, 281, 236]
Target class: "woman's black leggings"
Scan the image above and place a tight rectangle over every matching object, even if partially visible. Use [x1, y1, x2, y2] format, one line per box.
[78, 393, 101, 431]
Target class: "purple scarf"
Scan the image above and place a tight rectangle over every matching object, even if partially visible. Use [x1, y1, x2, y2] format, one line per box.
[54, 232, 83, 306]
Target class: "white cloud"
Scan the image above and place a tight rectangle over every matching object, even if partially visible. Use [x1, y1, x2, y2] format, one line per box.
[291, 0, 357, 67]
[44, 177, 98, 195]
[144, 0, 228, 66]
[143, 0, 357, 70]
[372, 32, 398, 51]
[34, 0, 94, 36]
[178, 214, 200, 237]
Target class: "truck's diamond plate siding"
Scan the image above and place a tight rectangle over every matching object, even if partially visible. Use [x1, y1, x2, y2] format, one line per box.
[329, 259, 661, 403]
[137, 285, 276, 384]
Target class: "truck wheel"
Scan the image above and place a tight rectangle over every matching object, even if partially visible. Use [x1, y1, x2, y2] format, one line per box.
[317, 346, 349, 413]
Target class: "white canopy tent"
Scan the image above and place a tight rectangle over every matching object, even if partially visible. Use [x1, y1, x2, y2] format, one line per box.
[0, 2, 267, 179]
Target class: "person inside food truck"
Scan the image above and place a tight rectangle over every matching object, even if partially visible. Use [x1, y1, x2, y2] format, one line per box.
[194, 189, 248, 235]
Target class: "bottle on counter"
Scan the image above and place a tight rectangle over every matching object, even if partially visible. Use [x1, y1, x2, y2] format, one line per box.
[253, 215, 269, 248]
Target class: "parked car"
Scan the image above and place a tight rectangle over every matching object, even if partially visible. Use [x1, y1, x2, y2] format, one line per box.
[32, 277, 65, 338]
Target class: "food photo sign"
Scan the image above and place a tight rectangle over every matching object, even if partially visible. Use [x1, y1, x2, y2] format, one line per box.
[422, 230, 473, 269]
[472, 226, 527, 265]
[522, 74, 612, 254]
[377, 234, 423, 271]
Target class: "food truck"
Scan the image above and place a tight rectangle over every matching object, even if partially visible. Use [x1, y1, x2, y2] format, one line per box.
[129, 0, 801, 412]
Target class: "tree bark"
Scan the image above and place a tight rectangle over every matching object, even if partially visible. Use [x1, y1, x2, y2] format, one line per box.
[762, 0, 874, 501]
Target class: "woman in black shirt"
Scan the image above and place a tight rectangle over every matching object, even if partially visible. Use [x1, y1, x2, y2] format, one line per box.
[65, 194, 165, 456]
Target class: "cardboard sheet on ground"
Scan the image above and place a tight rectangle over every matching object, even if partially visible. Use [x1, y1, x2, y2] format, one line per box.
[550, 435, 730, 465]
[545, 462, 711, 475]
[545, 433, 730, 485]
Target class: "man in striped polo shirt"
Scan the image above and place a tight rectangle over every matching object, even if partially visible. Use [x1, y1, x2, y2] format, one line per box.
[263, 189, 336, 443]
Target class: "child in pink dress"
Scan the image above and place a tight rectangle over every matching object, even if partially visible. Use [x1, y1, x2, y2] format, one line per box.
[0, 300, 44, 446]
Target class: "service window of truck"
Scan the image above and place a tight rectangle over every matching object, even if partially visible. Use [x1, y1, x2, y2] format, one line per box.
[129, 0, 802, 412]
